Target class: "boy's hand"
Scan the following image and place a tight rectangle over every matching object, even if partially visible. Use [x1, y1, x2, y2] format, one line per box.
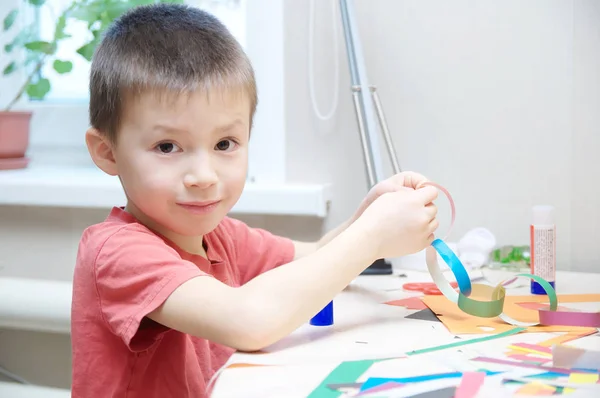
[352, 184, 439, 260]
[350, 172, 430, 224]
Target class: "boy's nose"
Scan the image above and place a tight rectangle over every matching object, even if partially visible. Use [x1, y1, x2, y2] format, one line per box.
[183, 157, 218, 188]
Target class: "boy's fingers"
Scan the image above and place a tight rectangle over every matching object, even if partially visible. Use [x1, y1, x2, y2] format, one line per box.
[415, 185, 438, 203]
[425, 203, 438, 221]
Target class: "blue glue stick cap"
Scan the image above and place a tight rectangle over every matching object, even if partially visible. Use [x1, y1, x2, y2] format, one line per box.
[310, 301, 333, 326]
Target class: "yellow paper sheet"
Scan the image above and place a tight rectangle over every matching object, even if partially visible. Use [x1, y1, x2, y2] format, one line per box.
[516, 381, 556, 396]
[421, 293, 600, 334]
[505, 330, 598, 357]
[564, 372, 599, 394]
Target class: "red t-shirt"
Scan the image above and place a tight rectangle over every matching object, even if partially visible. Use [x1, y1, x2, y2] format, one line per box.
[71, 207, 295, 397]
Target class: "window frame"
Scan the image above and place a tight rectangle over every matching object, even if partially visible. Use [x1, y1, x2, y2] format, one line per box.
[0, 0, 286, 183]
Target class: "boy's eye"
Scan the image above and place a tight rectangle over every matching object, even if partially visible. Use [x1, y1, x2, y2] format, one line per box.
[156, 142, 180, 154]
[215, 139, 236, 152]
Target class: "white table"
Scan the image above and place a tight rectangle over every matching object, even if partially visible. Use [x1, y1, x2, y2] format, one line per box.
[211, 269, 600, 397]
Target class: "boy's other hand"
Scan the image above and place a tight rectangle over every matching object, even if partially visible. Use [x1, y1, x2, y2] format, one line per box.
[352, 183, 439, 260]
[350, 171, 430, 223]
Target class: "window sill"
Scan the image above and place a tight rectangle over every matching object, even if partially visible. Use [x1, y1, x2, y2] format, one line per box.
[0, 165, 332, 217]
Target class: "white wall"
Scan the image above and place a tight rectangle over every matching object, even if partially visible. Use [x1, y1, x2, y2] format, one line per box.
[1, 0, 599, 390]
[286, 0, 599, 272]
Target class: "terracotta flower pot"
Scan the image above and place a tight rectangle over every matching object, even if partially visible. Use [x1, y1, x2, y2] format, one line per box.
[0, 111, 32, 170]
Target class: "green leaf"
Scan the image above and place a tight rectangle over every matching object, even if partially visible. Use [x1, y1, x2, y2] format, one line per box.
[52, 59, 72, 74]
[27, 0, 46, 6]
[26, 77, 51, 100]
[24, 40, 55, 55]
[54, 15, 70, 40]
[2, 62, 17, 76]
[3, 9, 18, 31]
[76, 41, 98, 62]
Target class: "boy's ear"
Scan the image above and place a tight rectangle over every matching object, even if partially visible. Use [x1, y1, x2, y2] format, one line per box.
[86, 128, 118, 176]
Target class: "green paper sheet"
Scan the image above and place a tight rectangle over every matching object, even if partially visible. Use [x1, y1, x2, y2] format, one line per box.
[306, 359, 375, 398]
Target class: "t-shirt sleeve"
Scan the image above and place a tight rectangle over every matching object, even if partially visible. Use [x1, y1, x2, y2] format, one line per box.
[94, 225, 207, 352]
[222, 217, 295, 284]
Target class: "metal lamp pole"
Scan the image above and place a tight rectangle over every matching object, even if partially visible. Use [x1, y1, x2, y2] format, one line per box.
[339, 0, 401, 275]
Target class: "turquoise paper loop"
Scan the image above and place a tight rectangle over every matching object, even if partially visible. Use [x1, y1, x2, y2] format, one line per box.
[431, 238, 472, 296]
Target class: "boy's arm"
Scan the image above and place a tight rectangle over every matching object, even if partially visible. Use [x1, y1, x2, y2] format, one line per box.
[147, 175, 437, 353]
[147, 222, 373, 352]
[292, 219, 352, 259]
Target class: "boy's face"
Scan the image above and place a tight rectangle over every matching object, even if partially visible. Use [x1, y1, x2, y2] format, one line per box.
[112, 89, 250, 242]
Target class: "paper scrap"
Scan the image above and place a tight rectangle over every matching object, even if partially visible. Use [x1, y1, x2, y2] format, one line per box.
[564, 372, 600, 394]
[538, 330, 598, 347]
[406, 327, 526, 356]
[407, 386, 457, 398]
[385, 297, 427, 310]
[405, 308, 441, 322]
[421, 293, 600, 334]
[357, 381, 404, 396]
[552, 345, 600, 371]
[326, 382, 362, 390]
[472, 356, 574, 374]
[515, 381, 556, 395]
[306, 360, 375, 398]
[507, 343, 553, 358]
[454, 371, 486, 398]
[359, 371, 501, 392]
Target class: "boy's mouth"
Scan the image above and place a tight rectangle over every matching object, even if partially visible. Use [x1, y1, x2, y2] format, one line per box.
[177, 200, 221, 214]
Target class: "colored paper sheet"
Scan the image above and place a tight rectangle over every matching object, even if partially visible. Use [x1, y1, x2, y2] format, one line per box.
[564, 372, 599, 394]
[421, 293, 600, 334]
[385, 297, 427, 310]
[540, 309, 600, 328]
[538, 330, 598, 347]
[408, 386, 457, 398]
[357, 381, 404, 396]
[512, 343, 553, 355]
[406, 327, 526, 356]
[359, 371, 502, 392]
[472, 357, 575, 374]
[516, 381, 556, 395]
[326, 382, 362, 390]
[505, 330, 596, 357]
[508, 343, 553, 358]
[552, 345, 600, 370]
[307, 360, 375, 398]
[454, 371, 486, 398]
[405, 308, 441, 322]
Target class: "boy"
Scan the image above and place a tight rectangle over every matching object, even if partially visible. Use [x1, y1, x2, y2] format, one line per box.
[71, 3, 439, 398]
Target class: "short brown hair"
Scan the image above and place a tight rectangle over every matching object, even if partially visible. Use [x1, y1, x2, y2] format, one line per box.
[89, 3, 257, 144]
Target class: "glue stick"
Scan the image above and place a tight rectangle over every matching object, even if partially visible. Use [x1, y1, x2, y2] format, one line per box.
[310, 301, 333, 326]
[530, 205, 556, 294]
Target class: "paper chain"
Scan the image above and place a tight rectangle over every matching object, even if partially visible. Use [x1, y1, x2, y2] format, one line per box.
[418, 181, 599, 328]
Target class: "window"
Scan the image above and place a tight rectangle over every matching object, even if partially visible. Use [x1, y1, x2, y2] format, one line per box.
[39, 0, 247, 102]
[3, 0, 286, 183]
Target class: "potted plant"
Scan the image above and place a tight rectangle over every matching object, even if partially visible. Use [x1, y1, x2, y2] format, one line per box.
[0, 0, 184, 170]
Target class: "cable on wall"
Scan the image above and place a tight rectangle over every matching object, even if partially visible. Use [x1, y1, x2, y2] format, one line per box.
[308, 0, 340, 121]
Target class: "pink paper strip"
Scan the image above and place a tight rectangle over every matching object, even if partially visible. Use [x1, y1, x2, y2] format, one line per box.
[471, 357, 573, 374]
[512, 343, 552, 355]
[539, 309, 600, 328]
[455, 372, 486, 398]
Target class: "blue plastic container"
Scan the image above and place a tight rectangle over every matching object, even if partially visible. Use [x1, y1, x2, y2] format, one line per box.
[310, 300, 333, 326]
